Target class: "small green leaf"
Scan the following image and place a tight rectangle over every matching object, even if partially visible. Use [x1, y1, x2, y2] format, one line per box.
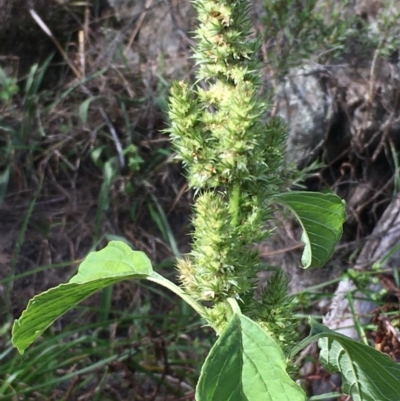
[196, 314, 305, 401]
[273, 191, 346, 268]
[291, 320, 400, 401]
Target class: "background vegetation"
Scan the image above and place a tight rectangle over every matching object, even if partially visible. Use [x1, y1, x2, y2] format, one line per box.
[1, 0, 400, 399]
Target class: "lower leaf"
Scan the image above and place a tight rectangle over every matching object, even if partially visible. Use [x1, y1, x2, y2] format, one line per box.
[196, 314, 305, 401]
[292, 319, 400, 401]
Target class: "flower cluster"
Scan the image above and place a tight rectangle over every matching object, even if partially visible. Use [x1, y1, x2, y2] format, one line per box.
[166, 0, 286, 328]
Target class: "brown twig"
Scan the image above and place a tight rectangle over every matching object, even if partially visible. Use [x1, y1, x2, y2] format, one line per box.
[29, 8, 82, 79]
[124, 0, 154, 56]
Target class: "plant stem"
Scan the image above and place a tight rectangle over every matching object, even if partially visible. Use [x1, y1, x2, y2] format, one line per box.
[148, 272, 207, 319]
[229, 183, 241, 227]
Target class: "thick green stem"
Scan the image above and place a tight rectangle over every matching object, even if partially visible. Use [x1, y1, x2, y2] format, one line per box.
[226, 297, 241, 315]
[229, 183, 241, 227]
[148, 272, 207, 319]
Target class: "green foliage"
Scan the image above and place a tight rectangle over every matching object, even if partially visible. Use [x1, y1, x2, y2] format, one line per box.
[196, 313, 306, 401]
[12, 242, 151, 354]
[12, 241, 206, 354]
[263, 0, 351, 75]
[3, 285, 204, 400]
[166, 0, 288, 331]
[9, 0, 369, 400]
[249, 270, 299, 357]
[293, 320, 400, 401]
[2, 12, 179, 401]
[373, 5, 400, 58]
[274, 192, 346, 268]
[263, 0, 400, 77]
[0, 57, 55, 208]
[0, 67, 18, 102]
[89, 139, 143, 247]
[0, 61, 45, 202]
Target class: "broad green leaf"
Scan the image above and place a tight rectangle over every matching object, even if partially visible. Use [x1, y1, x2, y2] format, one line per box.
[12, 241, 205, 354]
[12, 241, 152, 354]
[291, 320, 400, 401]
[273, 191, 346, 268]
[196, 314, 305, 401]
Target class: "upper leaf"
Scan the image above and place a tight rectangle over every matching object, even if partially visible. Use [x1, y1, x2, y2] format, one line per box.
[292, 320, 400, 401]
[273, 191, 346, 268]
[196, 314, 306, 401]
[69, 240, 152, 282]
[12, 241, 153, 354]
